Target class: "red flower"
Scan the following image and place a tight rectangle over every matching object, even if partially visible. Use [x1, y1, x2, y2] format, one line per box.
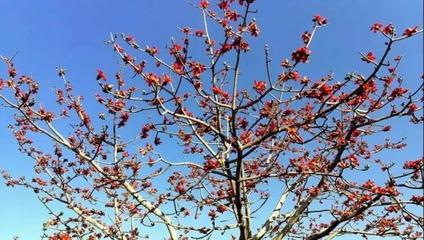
[233, 38, 250, 52]
[169, 44, 182, 55]
[291, 47, 311, 63]
[312, 15, 328, 26]
[163, 74, 172, 85]
[212, 86, 224, 95]
[195, 30, 205, 37]
[280, 59, 291, 68]
[194, 80, 202, 90]
[8, 67, 17, 77]
[300, 76, 309, 84]
[411, 195, 424, 204]
[218, 0, 229, 10]
[199, 0, 209, 8]
[402, 26, 419, 37]
[362, 180, 375, 189]
[383, 24, 395, 35]
[407, 103, 418, 113]
[172, 61, 184, 75]
[49, 232, 71, 240]
[370, 23, 383, 33]
[123, 54, 134, 64]
[96, 69, 107, 81]
[308, 187, 320, 197]
[118, 112, 130, 127]
[145, 46, 158, 56]
[302, 31, 311, 44]
[208, 209, 217, 219]
[216, 205, 228, 213]
[382, 125, 391, 132]
[253, 80, 266, 93]
[363, 52, 376, 63]
[288, 70, 299, 80]
[348, 154, 359, 167]
[204, 158, 220, 171]
[182, 27, 191, 35]
[125, 35, 135, 43]
[240, 131, 252, 144]
[113, 43, 124, 53]
[145, 73, 161, 86]
[389, 87, 408, 99]
[403, 159, 423, 169]
[225, 10, 239, 21]
[176, 182, 186, 194]
[219, 43, 233, 54]
[147, 157, 155, 166]
[189, 61, 206, 78]
[351, 129, 361, 138]
[237, 118, 248, 129]
[247, 21, 260, 37]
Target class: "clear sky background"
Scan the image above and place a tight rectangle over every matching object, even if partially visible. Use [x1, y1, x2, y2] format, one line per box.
[0, 0, 422, 239]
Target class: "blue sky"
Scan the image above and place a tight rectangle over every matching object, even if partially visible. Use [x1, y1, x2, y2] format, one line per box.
[0, 0, 422, 239]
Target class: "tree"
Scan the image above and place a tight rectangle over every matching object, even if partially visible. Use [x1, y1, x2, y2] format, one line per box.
[0, 0, 423, 239]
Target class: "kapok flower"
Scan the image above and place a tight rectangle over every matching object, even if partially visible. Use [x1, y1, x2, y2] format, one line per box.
[96, 69, 107, 81]
[383, 24, 395, 35]
[302, 31, 311, 44]
[363, 52, 376, 63]
[370, 23, 383, 33]
[218, 0, 229, 10]
[212, 86, 224, 95]
[247, 20, 260, 37]
[195, 30, 205, 37]
[163, 74, 172, 85]
[199, 0, 209, 9]
[288, 70, 300, 80]
[145, 73, 161, 86]
[240, 131, 252, 144]
[402, 26, 419, 37]
[291, 47, 311, 63]
[312, 15, 328, 26]
[253, 80, 266, 93]
[125, 35, 135, 43]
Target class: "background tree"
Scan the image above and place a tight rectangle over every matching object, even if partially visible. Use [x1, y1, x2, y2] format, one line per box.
[0, 0, 423, 239]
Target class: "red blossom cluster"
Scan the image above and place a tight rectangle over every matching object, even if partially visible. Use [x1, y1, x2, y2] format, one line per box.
[371, 22, 421, 38]
[0, 1, 422, 240]
[312, 15, 328, 26]
[291, 47, 311, 63]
